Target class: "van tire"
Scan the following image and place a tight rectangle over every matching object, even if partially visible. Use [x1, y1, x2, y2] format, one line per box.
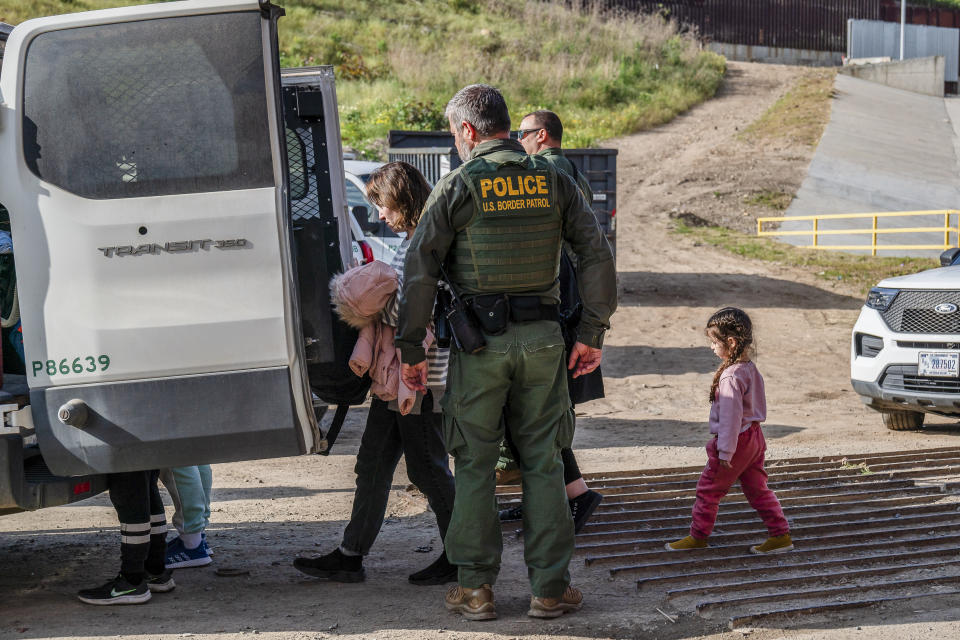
[881, 410, 925, 431]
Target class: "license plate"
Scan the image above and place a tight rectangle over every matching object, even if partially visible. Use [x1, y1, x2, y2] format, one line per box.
[918, 352, 960, 377]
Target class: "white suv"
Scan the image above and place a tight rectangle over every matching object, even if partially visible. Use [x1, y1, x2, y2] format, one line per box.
[851, 248, 960, 430]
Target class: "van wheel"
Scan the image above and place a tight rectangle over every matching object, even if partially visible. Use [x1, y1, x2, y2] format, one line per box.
[881, 410, 925, 431]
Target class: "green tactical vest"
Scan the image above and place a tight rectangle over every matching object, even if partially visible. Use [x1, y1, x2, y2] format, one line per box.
[450, 151, 563, 293]
[540, 149, 593, 204]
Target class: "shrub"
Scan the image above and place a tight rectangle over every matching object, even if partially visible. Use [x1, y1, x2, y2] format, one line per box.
[4, 0, 727, 157]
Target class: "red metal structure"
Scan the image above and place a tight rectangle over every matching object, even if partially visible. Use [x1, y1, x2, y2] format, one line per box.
[603, 1, 960, 92]
[879, 2, 960, 28]
[605, 1, 960, 52]
[603, 1, 881, 52]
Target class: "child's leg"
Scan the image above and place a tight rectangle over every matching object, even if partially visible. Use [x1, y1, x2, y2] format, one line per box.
[198, 464, 213, 531]
[689, 439, 741, 539]
[146, 470, 168, 575]
[738, 428, 790, 537]
[170, 466, 207, 546]
[78, 471, 157, 605]
[108, 471, 153, 582]
[158, 469, 184, 535]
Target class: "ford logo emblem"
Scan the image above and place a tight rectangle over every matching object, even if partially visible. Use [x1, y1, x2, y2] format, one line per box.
[935, 303, 958, 314]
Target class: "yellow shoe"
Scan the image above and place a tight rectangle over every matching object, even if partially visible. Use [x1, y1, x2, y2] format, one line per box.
[496, 468, 522, 485]
[750, 534, 794, 554]
[528, 585, 583, 618]
[445, 584, 496, 621]
[664, 535, 708, 551]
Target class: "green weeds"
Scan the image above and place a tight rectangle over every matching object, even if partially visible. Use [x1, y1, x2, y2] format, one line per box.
[744, 190, 793, 211]
[4, 0, 726, 158]
[840, 460, 874, 475]
[740, 69, 836, 148]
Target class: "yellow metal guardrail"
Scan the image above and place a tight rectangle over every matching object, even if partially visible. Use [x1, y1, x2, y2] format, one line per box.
[757, 210, 960, 256]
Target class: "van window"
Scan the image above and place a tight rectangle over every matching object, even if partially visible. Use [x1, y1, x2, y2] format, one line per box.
[344, 180, 373, 219]
[287, 124, 322, 222]
[21, 12, 273, 200]
[286, 128, 308, 201]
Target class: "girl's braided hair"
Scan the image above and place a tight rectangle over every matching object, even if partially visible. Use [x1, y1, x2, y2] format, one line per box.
[707, 307, 753, 403]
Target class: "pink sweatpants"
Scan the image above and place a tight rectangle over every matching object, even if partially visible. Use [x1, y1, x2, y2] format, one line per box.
[690, 423, 790, 540]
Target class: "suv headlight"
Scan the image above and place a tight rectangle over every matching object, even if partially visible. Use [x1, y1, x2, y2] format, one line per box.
[866, 287, 899, 311]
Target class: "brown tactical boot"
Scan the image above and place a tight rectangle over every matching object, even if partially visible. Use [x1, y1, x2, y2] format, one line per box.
[664, 535, 708, 551]
[528, 585, 583, 618]
[444, 584, 496, 621]
[750, 534, 794, 554]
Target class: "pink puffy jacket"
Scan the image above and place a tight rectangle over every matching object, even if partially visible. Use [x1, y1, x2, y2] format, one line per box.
[330, 260, 432, 415]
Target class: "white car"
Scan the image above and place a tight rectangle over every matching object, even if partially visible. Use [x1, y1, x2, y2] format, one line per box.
[344, 160, 403, 265]
[851, 248, 960, 430]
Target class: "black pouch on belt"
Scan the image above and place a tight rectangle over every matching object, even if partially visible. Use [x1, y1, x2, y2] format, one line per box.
[469, 294, 510, 335]
[445, 303, 486, 354]
[509, 295, 548, 322]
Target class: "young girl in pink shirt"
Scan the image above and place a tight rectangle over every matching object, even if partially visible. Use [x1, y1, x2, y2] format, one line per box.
[666, 307, 793, 554]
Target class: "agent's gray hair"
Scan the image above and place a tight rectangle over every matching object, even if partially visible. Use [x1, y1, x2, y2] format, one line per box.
[444, 84, 511, 137]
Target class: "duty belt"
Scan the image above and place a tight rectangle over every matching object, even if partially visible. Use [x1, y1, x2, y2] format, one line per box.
[468, 293, 559, 336]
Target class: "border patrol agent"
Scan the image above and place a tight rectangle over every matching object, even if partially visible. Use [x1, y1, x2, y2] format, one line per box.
[492, 109, 607, 532]
[518, 110, 593, 203]
[397, 85, 617, 620]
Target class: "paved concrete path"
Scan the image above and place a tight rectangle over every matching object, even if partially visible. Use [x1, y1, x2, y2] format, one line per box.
[781, 74, 960, 257]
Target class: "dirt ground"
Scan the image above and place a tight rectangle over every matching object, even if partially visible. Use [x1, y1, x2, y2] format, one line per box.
[3, 62, 960, 640]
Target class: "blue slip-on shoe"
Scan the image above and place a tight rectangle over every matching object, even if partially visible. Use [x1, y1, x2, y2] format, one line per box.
[165, 536, 212, 569]
[201, 532, 213, 556]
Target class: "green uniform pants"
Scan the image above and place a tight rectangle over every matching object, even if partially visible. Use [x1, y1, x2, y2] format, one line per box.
[441, 320, 575, 598]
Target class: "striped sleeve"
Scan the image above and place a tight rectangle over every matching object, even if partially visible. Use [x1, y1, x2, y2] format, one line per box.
[388, 238, 449, 387]
[381, 240, 408, 328]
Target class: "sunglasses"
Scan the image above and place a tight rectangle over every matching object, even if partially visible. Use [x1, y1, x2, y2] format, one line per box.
[516, 128, 541, 141]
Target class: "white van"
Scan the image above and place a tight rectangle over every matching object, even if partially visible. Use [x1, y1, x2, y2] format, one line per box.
[0, 1, 363, 513]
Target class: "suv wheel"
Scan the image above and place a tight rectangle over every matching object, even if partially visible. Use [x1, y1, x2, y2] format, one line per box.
[881, 410, 925, 431]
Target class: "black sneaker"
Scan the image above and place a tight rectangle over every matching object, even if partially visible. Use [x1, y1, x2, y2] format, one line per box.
[570, 490, 603, 534]
[77, 575, 151, 605]
[408, 552, 457, 586]
[145, 569, 176, 593]
[293, 548, 364, 582]
[498, 505, 523, 522]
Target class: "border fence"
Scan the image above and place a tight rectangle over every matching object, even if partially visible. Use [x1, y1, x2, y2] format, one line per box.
[602, 0, 882, 52]
[879, 1, 960, 29]
[602, 1, 960, 54]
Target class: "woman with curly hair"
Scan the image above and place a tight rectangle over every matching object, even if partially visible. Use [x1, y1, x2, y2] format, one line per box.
[294, 162, 456, 585]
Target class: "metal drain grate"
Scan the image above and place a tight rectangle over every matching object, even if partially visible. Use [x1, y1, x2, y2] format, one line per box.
[498, 447, 960, 629]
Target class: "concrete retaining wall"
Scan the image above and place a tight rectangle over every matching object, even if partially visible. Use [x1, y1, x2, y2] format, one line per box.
[782, 74, 960, 257]
[848, 19, 959, 83]
[706, 42, 842, 67]
[839, 56, 945, 97]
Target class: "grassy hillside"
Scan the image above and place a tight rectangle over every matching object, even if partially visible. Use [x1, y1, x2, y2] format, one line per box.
[1, 0, 726, 158]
